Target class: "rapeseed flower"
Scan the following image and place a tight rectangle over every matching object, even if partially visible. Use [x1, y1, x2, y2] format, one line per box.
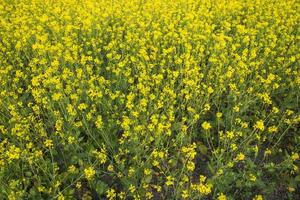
[202, 121, 212, 130]
[84, 167, 96, 180]
[254, 120, 265, 131]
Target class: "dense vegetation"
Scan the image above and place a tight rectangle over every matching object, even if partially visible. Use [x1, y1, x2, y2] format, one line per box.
[0, 0, 299, 199]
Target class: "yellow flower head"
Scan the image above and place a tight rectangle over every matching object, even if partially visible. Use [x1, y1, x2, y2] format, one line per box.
[236, 153, 245, 161]
[84, 166, 96, 180]
[202, 121, 212, 130]
[253, 194, 263, 200]
[254, 120, 265, 131]
[217, 193, 227, 200]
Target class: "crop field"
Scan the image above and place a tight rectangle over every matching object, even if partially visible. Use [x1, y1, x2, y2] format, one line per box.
[0, 0, 299, 199]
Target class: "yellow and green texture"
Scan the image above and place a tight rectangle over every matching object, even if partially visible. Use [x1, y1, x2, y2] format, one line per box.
[0, 0, 299, 199]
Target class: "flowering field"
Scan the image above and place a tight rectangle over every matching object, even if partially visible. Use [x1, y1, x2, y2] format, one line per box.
[0, 0, 299, 199]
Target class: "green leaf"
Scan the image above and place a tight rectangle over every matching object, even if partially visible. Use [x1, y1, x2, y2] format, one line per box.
[95, 181, 108, 195]
[198, 143, 208, 155]
[144, 174, 152, 183]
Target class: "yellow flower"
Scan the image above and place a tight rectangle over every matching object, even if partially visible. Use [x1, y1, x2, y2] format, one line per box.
[233, 106, 240, 112]
[93, 147, 107, 164]
[264, 148, 272, 156]
[187, 161, 195, 171]
[288, 187, 295, 192]
[236, 153, 245, 161]
[226, 131, 235, 139]
[68, 165, 76, 173]
[204, 103, 211, 111]
[268, 126, 278, 133]
[84, 166, 96, 180]
[199, 175, 206, 182]
[76, 182, 82, 189]
[253, 194, 263, 200]
[181, 190, 189, 199]
[44, 139, 53, 148]
[254, 120, 265, 131]
[217, 193, 227, 200]
[107, 164, 114, 172]
[202, 121, 212, 130]
[165, 176, 174, 186]
[106, 188, 116, 200]
[38, 186, 45, 192]
[129, 184, 136, 193]
[181, 143, 197, 159]
[78, 103, 88, 111]
[291, 152, 299, 161]
[57, 192, 65, 200]
[197, 183, 212, 195]
[95, 115, 103, 128]
[272, 107, 279, 114]
[6, 145, 21, 161]
[68, 136, 75, 144]
[67, 104, 77, 116]
[144, 168, 151, 175]
[249, 174, 257, 182]
[118, 192, 126, 199]
[207, 86, 214, 94]
[52, 92, 62, 101]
